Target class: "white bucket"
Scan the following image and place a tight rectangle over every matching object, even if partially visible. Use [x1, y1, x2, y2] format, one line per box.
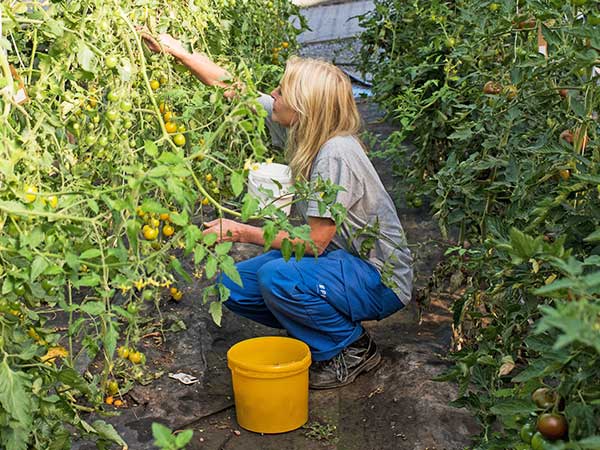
[247, 163, 294, 216]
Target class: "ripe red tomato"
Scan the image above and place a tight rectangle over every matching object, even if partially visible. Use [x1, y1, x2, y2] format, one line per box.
[537, 413, 568, 440]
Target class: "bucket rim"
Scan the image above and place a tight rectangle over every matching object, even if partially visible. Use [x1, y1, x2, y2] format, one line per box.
[227, 336, 311, 374]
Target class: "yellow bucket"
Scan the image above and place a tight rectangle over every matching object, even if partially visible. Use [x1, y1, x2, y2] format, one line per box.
[227, 336, 311, 434]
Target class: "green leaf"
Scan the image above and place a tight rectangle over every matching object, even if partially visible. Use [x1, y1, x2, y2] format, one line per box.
[184, 225, 203, 252]
[152, 423, 174, 447]
[281, 238, 293, 261]
[126, 219, 140, 250]
[148, 166, 170, 178]
[230, 171, 245, 197]
[489, 399, 536, 416]
[0, 359, 33, 428]
[205, 255, 218, 279]
[215, 242, 233, 256]
[103, 320, 119, 359]
[80, 249, 101, 260]
[175, 429, 194, 448]
[77, 42, 96, 73]
[140, 199, 164, 213]
[209, 301, 223, 326]
[57, 368, 91, 395]
[203, 232, 218, 246]
[75, 274, 101, 287]
[294, 242, 305, 261]
[30, 256, 49, 281]
[170, 257, 192, 283]
[241, 194, 259, 221]
[194, 245, 207, 264]
[584, 229, 600, 243]
[80, 301, 105, 315]
[47, 430, 71, 450]
[579, 437, 600, 449]
[221, 257, 242, 287]
[92, 420, 126, 445]
[144, 140, 159, 157]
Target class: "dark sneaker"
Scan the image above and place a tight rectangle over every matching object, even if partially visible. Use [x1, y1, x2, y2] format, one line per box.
[309, 331, 381, 390]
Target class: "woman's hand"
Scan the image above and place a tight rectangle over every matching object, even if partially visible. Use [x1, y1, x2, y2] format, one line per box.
[141, 31, 187, 59]
[203, 218, 250, 243]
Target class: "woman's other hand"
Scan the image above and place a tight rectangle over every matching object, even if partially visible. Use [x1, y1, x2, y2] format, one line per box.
[203, 218, 250, 243]
[141, 31, 187, 59]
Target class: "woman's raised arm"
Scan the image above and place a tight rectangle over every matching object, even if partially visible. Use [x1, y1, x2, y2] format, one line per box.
[141, 32, 233, 90]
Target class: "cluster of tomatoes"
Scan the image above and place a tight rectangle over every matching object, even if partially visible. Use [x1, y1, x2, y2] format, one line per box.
[169, 286, 183, 301]
[157, 101, 187, 147]
[137, 208, 176, 243]
[271, 40, 289, 64]
[104, 379, 124, 407]
[117, 345, 145, 365]
[519, 388, 569, 450]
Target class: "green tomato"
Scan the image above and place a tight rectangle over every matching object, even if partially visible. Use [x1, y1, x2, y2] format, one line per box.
[105, 55, 118, 69]
[531, 432, 548, 450]
[98, 136, 108, 146]
[107, 90, 119, 102]
[14, 284, 26, 296]
[142, 289, 154, 301]
[520, 422, 536, 444]
[106, 110, 119, 121]
[127, 303, 139, 314]
[120, 100, 132, 112]
[85, 134, 96, 146]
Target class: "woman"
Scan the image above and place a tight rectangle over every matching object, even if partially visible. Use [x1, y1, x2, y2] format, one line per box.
[143, 33, 413, 389]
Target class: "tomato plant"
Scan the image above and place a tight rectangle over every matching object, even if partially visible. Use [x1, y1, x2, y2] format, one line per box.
[360, 0, 600, 447]
[0, 0, 314, 447]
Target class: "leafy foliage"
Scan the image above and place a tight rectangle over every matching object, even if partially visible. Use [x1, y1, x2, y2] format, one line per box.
[360, 0, 600, 447]
[0, 0, 313, 448]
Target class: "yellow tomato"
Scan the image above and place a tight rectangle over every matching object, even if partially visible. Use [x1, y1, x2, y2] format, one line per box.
[150, 218, 160, 228]
[282, 41, 289, 49]
[159, 212, 170, 221]
[162, 224, 174, 237]
[150, 80, 160, 91]
[159, 102, 166, 114]
[107, 380, 119, 395]
[177, 124, 186, 132]
[201, 197, 210, 206]
[117, 346, 130, 359]
[163, 111, 174, 122]
[24, 185, 38, 203]
[129, 351, 142, 364]
[48, 195, 59, 208]
[105, 396, 114, 405]
[205, 173, 213, 182]
[165, 121, 177, 133]
[170, 287, 179, 296]
[172, 290, 183, 301]
[173, 134, 186, 147]
[113, 399, 123, 407]
[143, 227, 158, 240]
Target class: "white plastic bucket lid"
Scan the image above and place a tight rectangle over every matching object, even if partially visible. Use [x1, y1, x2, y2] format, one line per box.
[249, 163, 292, 185]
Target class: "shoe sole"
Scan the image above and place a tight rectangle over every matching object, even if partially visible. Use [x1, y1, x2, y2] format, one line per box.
[309, 352, 382, 390]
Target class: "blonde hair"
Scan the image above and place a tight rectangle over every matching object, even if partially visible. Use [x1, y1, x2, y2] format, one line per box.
[280, 57, 363, 180]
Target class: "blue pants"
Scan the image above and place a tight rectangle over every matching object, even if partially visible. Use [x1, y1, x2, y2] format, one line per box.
[221, 249, 403, 361]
